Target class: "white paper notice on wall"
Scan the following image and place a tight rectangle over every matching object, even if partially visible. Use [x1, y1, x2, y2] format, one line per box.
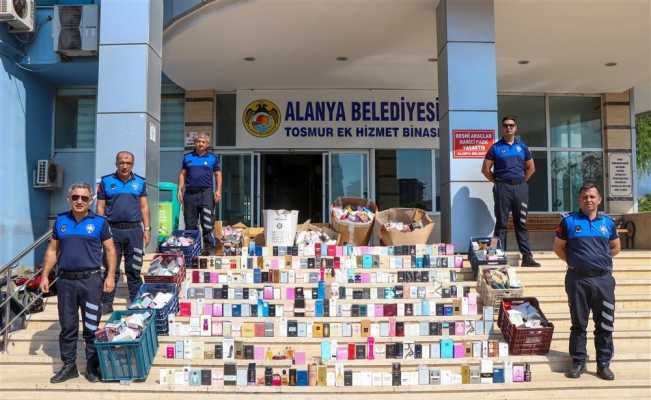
[608, 153, 632, 198]
[149, 123, 157, 143]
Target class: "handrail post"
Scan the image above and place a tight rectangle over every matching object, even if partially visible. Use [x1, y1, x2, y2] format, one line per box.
[1, 268, 11, 352]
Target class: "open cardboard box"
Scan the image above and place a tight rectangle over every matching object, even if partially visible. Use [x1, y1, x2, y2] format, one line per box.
[295, 221, 341, 245]
[329, 197, 378, 245]
[373, 208, 434, 245]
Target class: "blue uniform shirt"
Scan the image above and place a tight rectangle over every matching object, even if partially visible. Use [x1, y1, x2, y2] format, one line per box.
[485, 137, 532, 182]
[182, 151, 220, 189]
[97, 173, 147, 222]
[556, 211, 618, 273]
[52, 211, 112, 271]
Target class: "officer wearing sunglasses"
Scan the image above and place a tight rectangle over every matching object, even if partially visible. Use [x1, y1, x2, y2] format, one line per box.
[39, 183, 117, 383]
[482, 116, 540, 267]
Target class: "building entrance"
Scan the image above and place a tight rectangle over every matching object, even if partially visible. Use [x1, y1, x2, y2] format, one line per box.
[260, 153, 323, 222]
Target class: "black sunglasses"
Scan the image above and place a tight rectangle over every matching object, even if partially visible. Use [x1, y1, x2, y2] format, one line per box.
[71, 195, 90, 202]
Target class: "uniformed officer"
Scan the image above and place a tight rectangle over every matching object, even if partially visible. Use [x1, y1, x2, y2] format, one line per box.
[97, 151, 150, 314]
[554, 183, 620, 380]
[177, 132, 222, 253]
[39, 183, 117, 383]
[482, 116, 541, 267]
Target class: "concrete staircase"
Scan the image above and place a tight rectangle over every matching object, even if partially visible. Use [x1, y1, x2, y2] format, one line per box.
[1, 251, 650, 399]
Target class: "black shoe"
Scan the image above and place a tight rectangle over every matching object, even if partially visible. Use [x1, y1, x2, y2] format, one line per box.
[50, 363, 79, 384]
[597, 365, 615, 380]
[565, 362, 586, 378]
[85, 362, 101, 383]
[521, 255, 541, 267]
[101, 304, 113, 315]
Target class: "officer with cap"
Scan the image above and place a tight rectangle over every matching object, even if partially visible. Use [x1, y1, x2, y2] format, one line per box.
[40, 183, 117, 383]
[554, 182, 620, 381]
[97, 151, 150, 315]
[177, 132, 222, 253]
[482, 116, 541, 267]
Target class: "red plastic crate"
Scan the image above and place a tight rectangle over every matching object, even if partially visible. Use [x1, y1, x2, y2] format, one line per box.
[143, 253, 186, 289]
[498, 297, 554, 355]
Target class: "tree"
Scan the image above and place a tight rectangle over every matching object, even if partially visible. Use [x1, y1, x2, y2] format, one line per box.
[637, 113, 651, 176]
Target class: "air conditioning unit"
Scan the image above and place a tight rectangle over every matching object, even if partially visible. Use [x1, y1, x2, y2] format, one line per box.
[0, 0, 35, 32]
[33, 160, 63, 190]
[53, 4, 98, 57]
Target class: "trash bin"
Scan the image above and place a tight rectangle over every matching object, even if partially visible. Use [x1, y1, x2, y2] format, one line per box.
[158, 182, 180, 243]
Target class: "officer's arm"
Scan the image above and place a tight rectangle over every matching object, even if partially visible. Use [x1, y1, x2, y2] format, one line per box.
[553, 237, 567, 262]
[140, 196, 150, 231]
[177, 169, 186, 204]
[103, 238, 117, 278]
[481, 159, 495, 182]
[42, 239, 59, 277]
[96, 199, 106, 216]
[609, 238, 621, 257]
[215, 170, 222, 194]
[524, 159, 536, 182]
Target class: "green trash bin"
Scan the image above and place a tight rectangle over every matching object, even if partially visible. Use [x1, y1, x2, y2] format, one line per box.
[158, 182, 180, 243]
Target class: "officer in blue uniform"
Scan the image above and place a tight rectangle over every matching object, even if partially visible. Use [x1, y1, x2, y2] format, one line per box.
[554, 183, 620, 381]
[482, 116, 541, 267]
[177, 132, 222, 253]
[40, 183, 117, 383]
[97, 151, 150, 314]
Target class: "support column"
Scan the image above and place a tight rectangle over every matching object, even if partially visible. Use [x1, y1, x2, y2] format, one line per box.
[95, 0, 163, 251]
[603, 90, 635, 214]
[436, 0, 498, 248]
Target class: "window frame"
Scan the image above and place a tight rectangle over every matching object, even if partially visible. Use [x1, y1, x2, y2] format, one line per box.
[52, 87, 98, 153]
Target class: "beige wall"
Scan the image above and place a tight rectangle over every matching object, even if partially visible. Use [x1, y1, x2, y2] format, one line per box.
[184, 90, 215, 148]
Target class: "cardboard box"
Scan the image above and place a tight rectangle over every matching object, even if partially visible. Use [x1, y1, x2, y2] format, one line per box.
[373, 208, 434, 245]
[330, 197, 377, 246]
[295, 222, 340, 245]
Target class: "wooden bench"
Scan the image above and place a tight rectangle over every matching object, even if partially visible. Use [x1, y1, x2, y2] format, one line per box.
[505, 213, 636, 249]
[507, 213, 562, 232]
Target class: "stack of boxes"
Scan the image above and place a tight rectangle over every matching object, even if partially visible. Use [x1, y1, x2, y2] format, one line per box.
[157, 243, 533, 387]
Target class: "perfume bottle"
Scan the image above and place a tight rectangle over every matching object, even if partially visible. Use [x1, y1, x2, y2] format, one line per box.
[265, 347, 273, 361]
[308, 362, 317, 386]
[281, 369, 289, 385]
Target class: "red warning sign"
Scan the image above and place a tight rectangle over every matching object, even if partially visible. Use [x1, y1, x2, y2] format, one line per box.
[452, 129, 495, 158]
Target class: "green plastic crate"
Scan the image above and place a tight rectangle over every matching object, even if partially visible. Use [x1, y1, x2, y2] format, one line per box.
[95, 310, 158, 382]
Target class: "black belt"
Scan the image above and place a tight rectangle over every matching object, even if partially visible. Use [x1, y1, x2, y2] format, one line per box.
[185, 187, 211, 194]
[59, 268, 101, 280]
[495, 179, 525, 185]
[568, 266, 610, 277]
[109, 221, 142, 229]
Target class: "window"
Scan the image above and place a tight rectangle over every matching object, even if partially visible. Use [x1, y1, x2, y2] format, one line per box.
[551, 151, 604, 211]
[498, 94, 604, 212]
[498, 95, 546, 147]
[54, 94, 96, 149]
[375, 149, 433, 211]
[528, 151, 548, 211]
[550, 96, 602, 148]
[216, 93, 236, 147]
[160, 94, 185, 147]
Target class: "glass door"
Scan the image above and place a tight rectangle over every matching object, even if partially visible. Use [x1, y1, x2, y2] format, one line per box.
[215, 152, 254, 226]
[327, 151, 369, 221]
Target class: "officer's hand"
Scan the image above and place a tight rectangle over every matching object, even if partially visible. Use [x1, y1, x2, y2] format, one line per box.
[176, 190, 183, 204]
[144, 230, 151, 246]
[103, 276, 115, 293]
[39, 276, 49, 293]
[214, 191, 222, 203]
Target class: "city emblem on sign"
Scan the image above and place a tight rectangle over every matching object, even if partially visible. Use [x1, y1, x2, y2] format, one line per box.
[243, 99, 281, 138]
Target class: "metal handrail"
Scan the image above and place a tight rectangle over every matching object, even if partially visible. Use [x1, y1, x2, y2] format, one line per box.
[1, 231, 52, 352]
[0, 231, 52, 275]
